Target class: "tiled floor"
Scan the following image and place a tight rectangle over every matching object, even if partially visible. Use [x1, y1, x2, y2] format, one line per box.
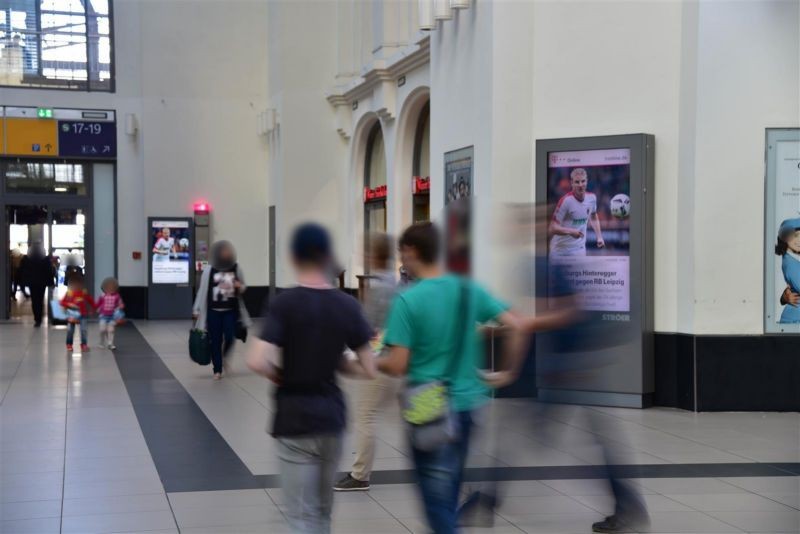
[0, 320, 798, 533]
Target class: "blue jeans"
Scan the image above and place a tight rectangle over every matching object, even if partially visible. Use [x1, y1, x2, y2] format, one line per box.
[66, 318, 88, 346]
[412, 409, 476, 534]
[207, 309, 237, 374]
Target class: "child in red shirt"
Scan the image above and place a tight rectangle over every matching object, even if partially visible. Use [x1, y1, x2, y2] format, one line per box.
[60, 274, 95, 353]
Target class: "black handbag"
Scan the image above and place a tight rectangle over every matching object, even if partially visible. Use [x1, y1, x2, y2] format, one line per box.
[189, 329, 211, 366]
[236, 321, 248, 343]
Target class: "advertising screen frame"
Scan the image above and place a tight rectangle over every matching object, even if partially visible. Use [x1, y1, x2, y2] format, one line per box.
[147, 217, 194, 286]
[147, 216, 194, 319]
[444, 146, 474, 274]
[763, 128, 800, 334]
[535, 134, 654, 408]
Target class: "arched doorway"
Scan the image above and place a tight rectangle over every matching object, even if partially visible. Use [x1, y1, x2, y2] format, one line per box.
[363, 122, 387, 272]
[412, 101, 430, 222]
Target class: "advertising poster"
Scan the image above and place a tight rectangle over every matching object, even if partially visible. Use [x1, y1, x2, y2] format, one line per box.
[547, 148, 631, 313]
[150, 220, 191, 284]
[765, 131, 800, 332]
[444, 147, 473, 274]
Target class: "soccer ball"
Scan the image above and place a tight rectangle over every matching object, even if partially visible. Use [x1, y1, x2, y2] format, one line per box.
[179, 238, 190, 249]
[610, 194, 631, 219]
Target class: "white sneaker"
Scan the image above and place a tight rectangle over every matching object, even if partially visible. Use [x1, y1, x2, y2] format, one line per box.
[213, 373, 222, 380]
[108, 344, 116, 350]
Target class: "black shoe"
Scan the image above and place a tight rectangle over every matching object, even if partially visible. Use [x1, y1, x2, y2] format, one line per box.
[458, 491, 496, 528]
[592, 514, 643, 533]
[593, 516, 619, 533]
[34, 322, 42, 328]
[333, 474, 369, 492]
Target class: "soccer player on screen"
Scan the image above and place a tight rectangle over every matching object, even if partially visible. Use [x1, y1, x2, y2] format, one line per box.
[549, 168, 605, 256]
[152, 227, 175, 261]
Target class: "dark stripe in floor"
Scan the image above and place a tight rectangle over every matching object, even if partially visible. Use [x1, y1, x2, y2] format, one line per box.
[340, 462, 800, 487]
[114, 324, 264, 492]
[116, 323, 800, 493]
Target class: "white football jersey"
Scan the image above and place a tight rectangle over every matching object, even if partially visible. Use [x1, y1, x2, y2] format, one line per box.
[549, 192, 597, 256]
[153, 237, 174, 257]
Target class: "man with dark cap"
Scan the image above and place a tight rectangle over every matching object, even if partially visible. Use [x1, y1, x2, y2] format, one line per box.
[247, 222, 376, 534]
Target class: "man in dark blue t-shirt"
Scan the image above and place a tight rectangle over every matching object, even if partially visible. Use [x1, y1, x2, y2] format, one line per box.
[247, 223, 376, 534]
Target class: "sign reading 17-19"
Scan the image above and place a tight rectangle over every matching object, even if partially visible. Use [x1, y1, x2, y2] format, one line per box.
[58, 120, 117, 158]
[64, 122, 103, 135]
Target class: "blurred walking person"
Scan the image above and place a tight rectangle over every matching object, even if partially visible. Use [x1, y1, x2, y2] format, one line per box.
[9, 247, 25, 299]
[335, 233, 402, 492]
[247, 223, 376, 534]
[194, 240, 252, 380]
[519, 203, 649, 533]
[377, 222, 526, 534]
[19, 243, 55, 327]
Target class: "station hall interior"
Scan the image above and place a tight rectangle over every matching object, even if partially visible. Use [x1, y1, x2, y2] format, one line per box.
[0, 0, 799, 533]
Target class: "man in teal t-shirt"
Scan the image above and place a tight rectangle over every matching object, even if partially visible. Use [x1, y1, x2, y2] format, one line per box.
[378, 222, 525, 534]
[384, 273, 508, 411]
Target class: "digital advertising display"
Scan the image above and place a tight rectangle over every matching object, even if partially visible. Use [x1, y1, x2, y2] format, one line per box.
[547, 148, 631, 313]
[764, 129, 800, 333]
[536, 134, 654, 408]
[150, 220, 191, 284]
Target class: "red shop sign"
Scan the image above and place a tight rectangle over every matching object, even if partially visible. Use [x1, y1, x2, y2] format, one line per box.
[413, 176, 430, 195]
[363, 184, 387, 203]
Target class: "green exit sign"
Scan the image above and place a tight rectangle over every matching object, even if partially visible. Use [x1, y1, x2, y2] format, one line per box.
[36, 108, 53, 118]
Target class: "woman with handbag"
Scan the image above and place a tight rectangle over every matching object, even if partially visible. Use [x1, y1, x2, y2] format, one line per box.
[377, 222, 527, 534]
[193, 240, 252, 380]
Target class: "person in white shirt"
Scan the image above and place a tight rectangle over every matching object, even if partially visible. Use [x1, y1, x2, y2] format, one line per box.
[152, 227, 175, 262]
[549, 168, 605, 257]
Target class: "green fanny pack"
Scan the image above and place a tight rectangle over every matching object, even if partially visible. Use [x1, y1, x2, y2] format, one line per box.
[401, 280, 468, 452]
[402, 381, 448, 424]
[401, 380, 457, 452]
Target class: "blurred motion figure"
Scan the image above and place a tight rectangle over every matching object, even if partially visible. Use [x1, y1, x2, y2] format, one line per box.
[522, 203, 649, 533]
[378, 222, 527, 534]
[19, 243, 55, 327]
[335, 233, 402, 492]
[247, 223, 376, 533]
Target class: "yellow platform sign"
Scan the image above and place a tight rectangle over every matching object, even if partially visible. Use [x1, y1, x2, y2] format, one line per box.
[5, 118, 58, 156]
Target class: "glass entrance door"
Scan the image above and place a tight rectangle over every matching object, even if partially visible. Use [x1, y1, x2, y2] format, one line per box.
[5, 204, 87, 321]
[6, 205, 48, 320]
[51, 208, 87, 302]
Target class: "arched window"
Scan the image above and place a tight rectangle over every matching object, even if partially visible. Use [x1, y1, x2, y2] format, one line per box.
[363, 122, 387, 269]
[412, 101, 430, 222]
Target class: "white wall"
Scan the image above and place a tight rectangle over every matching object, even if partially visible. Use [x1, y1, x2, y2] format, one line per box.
[691, 0, 799, 334]
[530, 0, 685, 332]
[139, 0, 269, 284]
[1, 0, 270, 287]
[265, 0, 435, 287]
[430, 1, 495, 284]
[266, 1, 347, 286]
